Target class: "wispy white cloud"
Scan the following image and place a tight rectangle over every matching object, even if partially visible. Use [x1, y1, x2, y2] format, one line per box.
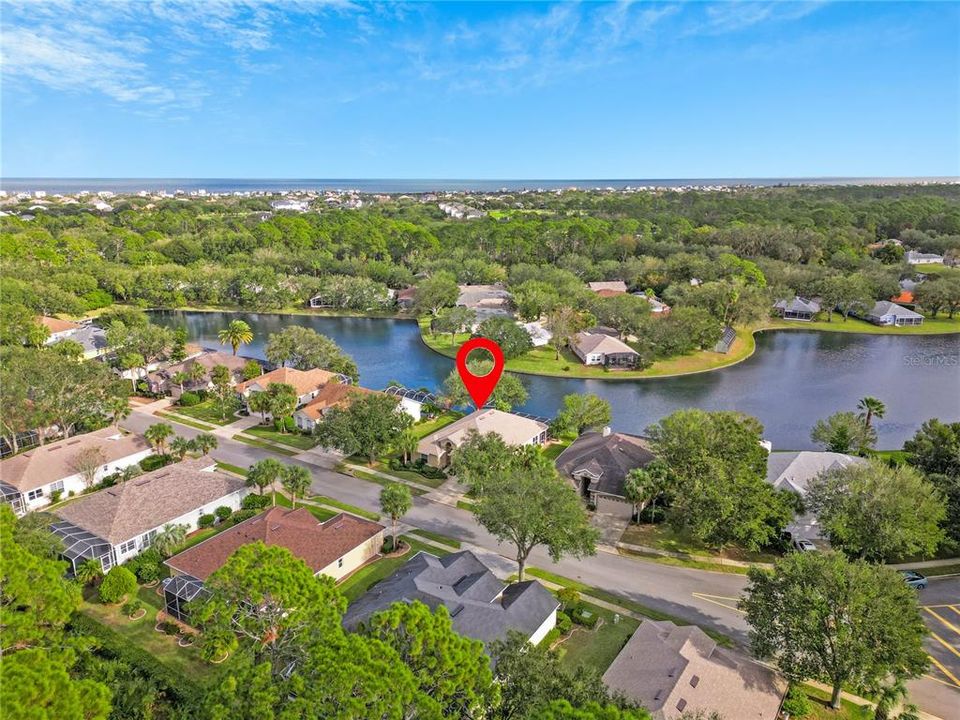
[695, 1, 826, 35]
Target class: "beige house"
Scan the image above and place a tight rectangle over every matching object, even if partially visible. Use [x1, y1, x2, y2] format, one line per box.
[603, 621, 785, 720]
[0, 428, 151, 515]
[417, 409, 549, 469]
[235, 366, 340, 409]
[161, 507, 384, 622]
[571, 332, 640, 368]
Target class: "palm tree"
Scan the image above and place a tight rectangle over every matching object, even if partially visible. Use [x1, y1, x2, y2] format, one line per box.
[170, 371, 189, 396]
[247, 458, 283, 502]
[248, 391, 271, 425]
[281, 465, 312, 508]
[75, 558, 103, 586]
[266, 383, 297, 433]
[144, 422, 174, 455]
[170, 436, 192, 461]
[106, 396, 131, 430]
[218, 320, 253, 356]
[396, 428, 418, 465]
[188, 362, 207, 388]
[873, 675, 918, 720]
[119, 465, 141, 483]
[857, 396, 887, 430]
[152, 523, 188, 557]
[379, 482, 412, 552]
[120, 352, 145, 392]
[191, 433, 218, 456]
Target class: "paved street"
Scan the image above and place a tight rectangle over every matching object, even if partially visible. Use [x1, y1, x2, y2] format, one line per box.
[123, 407, 960, 719]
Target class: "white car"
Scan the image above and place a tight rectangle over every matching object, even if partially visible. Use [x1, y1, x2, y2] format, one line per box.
[792, 538, 818, 553]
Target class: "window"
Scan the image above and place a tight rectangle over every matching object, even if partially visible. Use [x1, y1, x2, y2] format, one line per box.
[50, 480, 65, 492]
[676, 700, 687, 712]
[690, 675, 700, 688]
[119, 539, 136, 554]
[337, 558, 344, 568]
[26, 488, 44, 501]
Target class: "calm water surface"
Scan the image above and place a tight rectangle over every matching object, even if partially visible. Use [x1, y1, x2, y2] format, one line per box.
[152, 311, 960, 451]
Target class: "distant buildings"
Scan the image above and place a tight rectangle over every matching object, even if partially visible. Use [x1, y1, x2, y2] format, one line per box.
[456, 283, 514, 324]
[905, 250, 943, 265]
[587, 280, 628, 297]
[438, 201, 485, 219]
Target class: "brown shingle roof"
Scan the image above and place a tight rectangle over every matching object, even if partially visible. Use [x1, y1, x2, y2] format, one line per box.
[165, 507, 384, 580]
[0, 428, 149, 492]
[54, 458, 247, 545]
[38, 316, 83, 334]
[602, 621, 785, 720]
[417, 409, 548, 457]
[572, 332, 638, 357]
[236, 367, 338, 396]
[295, 384, 378, 420]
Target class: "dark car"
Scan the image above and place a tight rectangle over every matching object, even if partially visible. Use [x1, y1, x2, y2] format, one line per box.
[900, 570, 928, 590]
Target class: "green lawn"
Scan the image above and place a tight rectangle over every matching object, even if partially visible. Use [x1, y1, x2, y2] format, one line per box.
[419, 319, 757, 379]
[155, 411, 216, 431]
[542, 440, 573, 461]
[365, 460, 446, 489]
[215, 461, 248, 476]
[408, 528, 462, 549]
[339, 536, 449, 603]
[171, 398, 241, 426]
[801, 685, 871, 720]
[245, 425, 318, 450]
[310, 495, 381, 521]
[620, 523, 780, 564]
[231, 434, 298, 456]
[557, 601, 640, 674]
[80, 586, 221, 681]
[617, 547, 750, 575]
[763, 314, 960, 335]
[411, 411, 464, 439]
[344, 466, 427, 496]
[525, 567, 734, 648]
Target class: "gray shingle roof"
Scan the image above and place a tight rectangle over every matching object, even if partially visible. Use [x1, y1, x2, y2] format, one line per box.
[765, 451, 867, 495]
[867, 301, 924, 320]
[773, 296, 820, 314]
[343, 550, 558, 648]
[555, 431, 656, 498]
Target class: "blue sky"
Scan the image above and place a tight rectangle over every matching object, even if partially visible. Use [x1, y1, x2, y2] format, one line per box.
[2, 1, 958, 179]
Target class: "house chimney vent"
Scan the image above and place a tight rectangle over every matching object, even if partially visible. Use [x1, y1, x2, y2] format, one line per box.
[601, 426, 611, 437]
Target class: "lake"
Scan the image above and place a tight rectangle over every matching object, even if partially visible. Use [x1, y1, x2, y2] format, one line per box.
[152, 311, 960, 451]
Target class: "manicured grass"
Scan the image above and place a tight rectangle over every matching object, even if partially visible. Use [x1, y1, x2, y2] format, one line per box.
[339, 536, 449, 603]
[155, 411, 216, 431]
[411, 411, 464, 439]
[557, 601, 640, 674]
[80, 586, 220, 681]
[869, 449, 911, 466]
[245, 425, 318, 450]
[215, 461, 248, 476]
[231, 434, 298, 456]
[172, 398, 241, 426]
[178, 526, 220, 551]
[311, 495, 381, 521]
[344, 466, 428, 496]
[526, 567, 734, 648]
[620, 523, 780, 564]
[541, 440, 572, 461]
[365, 460, 446, 489]
[762, 314, 960, 335]
[408, 528, 462, 549]
[419, 319, 757, 379]
[801, 685, 871, 720]
[456, 500, 477, 512]
[922, 563, 960, 577]
[617, 547, 750, 575]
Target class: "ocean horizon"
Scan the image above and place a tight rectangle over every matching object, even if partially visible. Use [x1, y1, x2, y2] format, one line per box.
[2, 176, 958, 194]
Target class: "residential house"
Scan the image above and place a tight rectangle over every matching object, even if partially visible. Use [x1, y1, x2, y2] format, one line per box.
[38, 316, 111, 359]
[417, 409, 549, 469]
[863, 300, 924, 327]
[343, 550, 559, 650]
[905, 250, 943, 265]
[235, 366, 340, 411]
[766, 451, 866, 540]
[51, 458, 249, 574]
[146, 348, 251, 397]
[554, 429, 656, 518]
[38, 316, 84, 342]
[520, 321, 552, 347]
[0, 429, 151, 515]
[395, 287, 417, 310]
[383, 386, 437, 423]
[456, 284, 514, 324]
[162, 507, 384, 622]
[602, 620, 785, 720]
[633, 291, 671, 315]
[772, 296, 820, 321]
[588, 280, 628, 297]
[571, 332, 640, 368]
[293, 383, 378, 432]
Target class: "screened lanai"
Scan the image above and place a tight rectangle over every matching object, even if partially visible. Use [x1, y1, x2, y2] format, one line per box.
[50, 520, 113, 575]
[161, 574, 209, 623]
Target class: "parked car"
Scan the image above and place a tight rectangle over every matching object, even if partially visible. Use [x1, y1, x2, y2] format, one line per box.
[792, 538, 818, 553]
[900, 570, 928, 590]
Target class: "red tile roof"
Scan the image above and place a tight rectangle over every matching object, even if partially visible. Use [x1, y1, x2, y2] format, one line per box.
[164, 507, 383, 580]
[296, 384, 378, 420]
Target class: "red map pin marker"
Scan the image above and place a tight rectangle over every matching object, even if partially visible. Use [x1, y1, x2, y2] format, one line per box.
[455, 337, 505, 409]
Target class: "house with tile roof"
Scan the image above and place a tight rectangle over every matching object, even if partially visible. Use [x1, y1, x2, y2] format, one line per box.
[235, 366, 341, 410]
[293, 383, 379, 431]
[343, 550, 559, 651]
[416, 409, 549, 469]
[555, 430, 656, 518]
[588, 280, 628, 296]
[571, 332, 640, 368]
[161, 507, 384, 622]
[602, 620, 785, 720]
[0, 428, 151, 515]
[146, 348, 252, 396]
[38, 315, 84, 340]
[51, 458, 248, 574]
